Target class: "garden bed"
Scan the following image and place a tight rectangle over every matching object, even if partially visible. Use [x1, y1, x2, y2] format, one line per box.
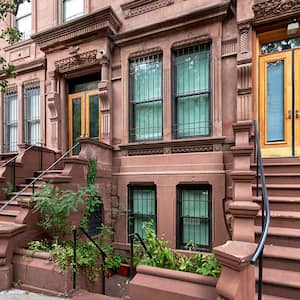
[130, 265, 217, 300]
[12, 248, 103, 297]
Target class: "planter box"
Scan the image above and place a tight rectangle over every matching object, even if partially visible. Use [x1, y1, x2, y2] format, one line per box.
[12, 248, 103, 297]
[129, 265, 218, 300]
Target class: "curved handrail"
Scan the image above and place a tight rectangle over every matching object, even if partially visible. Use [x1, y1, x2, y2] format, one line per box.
[250, 120, 270, 263]
[250, 120, 270, 300]
[0, 142, 80, 212]
[0, 143, 40, 168]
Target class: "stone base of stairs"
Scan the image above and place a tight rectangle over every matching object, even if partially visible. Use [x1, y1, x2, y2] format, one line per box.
[70, 289, 121, 300]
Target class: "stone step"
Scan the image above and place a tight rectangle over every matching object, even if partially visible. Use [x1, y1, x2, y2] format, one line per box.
[0, 209, 19, 221]
[0, 200, 21, 212]
[253, 196, 300, 211]
[70, 289, 121, 300]
[16, 184, 42, 193]
[251, 160, 300, 173]
[253, 184, 300, 197]
[255, 226, 300, 248]
[258, 294, 293, 300]
[262, 245, 300, 272]
[255, 267, 300, 299]
[255, 173, 300, 184]
[256, 210, 300, 229]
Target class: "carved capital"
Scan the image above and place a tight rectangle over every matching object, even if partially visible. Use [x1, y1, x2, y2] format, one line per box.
[47, 92, 60, 120]
[98, 81, 110, 103]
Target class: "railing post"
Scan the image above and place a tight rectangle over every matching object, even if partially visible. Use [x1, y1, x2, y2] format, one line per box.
[73, 228, 77, 290]
[12, 158, 16, 192]
[130, 234, 134, 280]
[40, 144, 43, 171]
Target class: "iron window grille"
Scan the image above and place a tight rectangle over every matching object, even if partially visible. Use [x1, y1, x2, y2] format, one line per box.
[63, 0, 84, 22]
[172, 44, 211, 138]
[23, 83, 40, 145]
[129, 54, 163, 142]
[3, 89, 18, 153]
[176, 185, 212, 251]
[15, 1, 32, 40]
[128, 185, 157, 241]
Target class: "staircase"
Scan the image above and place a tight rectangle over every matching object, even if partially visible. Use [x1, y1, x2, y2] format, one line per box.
[252, 157, 300, 299]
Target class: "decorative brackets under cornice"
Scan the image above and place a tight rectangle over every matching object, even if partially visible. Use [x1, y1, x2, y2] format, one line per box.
[253, 0, 300, 25]
[31, 6, 121, 53]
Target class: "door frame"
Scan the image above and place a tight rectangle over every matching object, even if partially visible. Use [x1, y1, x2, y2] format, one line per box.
[68, 90, 100, 152]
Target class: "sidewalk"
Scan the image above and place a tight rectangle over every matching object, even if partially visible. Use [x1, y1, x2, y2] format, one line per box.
[0, 289, 67, 300]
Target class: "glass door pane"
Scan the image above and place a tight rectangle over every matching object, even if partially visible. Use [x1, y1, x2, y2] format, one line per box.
[69, 93, 84, 155]
[259, 51, 292, 157]
[87, 93, 99, 138]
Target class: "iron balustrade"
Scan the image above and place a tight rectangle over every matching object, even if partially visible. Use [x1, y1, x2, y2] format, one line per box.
[72, 227, 106, 294]
[0, 142, 80, 212]
[250, 120, 270, 300]
[129, 232, 152, 279]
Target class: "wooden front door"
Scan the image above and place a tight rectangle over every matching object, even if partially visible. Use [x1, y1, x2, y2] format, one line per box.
[68, 90, 99, 154]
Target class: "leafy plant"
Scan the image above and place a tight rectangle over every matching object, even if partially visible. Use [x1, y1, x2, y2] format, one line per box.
[134, 222, 221, 278]
[31, 184, 95, 239]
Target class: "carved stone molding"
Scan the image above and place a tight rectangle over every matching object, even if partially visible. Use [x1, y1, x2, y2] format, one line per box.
[31, 7, 121, 52]
[121, 0, 174, 19]
[237, 63, 252, 92]
[253, 0, 300, 25]
[98, 80, 110, 103]
[222, 39, 237, 57]
[171, 145, 213, 153]
[129, 47, 162, 59]
[239, 24, 250, 54]
[128, 148, 164, 156]
[172, 35, 211, 49]
[47, 92, 60, 120]
[54, 50, 98, 73]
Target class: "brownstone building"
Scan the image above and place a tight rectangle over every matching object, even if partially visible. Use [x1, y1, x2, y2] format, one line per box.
[0, 0, 299, 299]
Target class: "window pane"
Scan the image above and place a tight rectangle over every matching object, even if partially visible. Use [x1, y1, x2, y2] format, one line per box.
[174, 44, 210, 138]
[72, 98, 82, 155]
[25, 86, 40, 145]
[4, 91, 18, 152]
[177, 94, 209, 137]
[63, 0, 84, 22]
[16, 14, 31, 40]
[179, 187, 210, 250]
[130, 55, 163, 141]
[89, 95, 99, 138]
[16, 2, 31, 18]
[134, 101, 162, 141]
[129, 187, 156, 239]
[266, 60, 284, 142]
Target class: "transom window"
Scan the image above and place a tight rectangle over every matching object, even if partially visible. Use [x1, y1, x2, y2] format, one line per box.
[173, 44, 211, 138]
[24, 84, 40, 145]
[16, 1, 32, 40]
[129, 54, 163, 142]
[128, 186, 157, 240]
[63, 0, 84, 22]
[177, 185, 211, 251]
[3, 89, 18, 153]
[261, 37, 300, 55]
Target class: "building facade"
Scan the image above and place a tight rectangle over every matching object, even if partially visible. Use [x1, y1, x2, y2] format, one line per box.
[1, 0, 300, 298]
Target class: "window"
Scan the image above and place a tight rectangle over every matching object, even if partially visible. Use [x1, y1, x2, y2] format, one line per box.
[173, 44, 211, 138]
[128, 186, 157, 239]
[129, 54, 163, 142]
[63, 0, 84, 22]
[3, 89, 18, 152]
[177, 185, 211, 251]
[16, 1, 32, 40]
[24, 84, 40, 145]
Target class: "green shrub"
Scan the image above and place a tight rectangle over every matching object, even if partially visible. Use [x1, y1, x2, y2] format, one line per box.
[134, 222, 221, 278]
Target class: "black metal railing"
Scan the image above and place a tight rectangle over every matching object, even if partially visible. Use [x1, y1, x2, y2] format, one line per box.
[0, 143, 44, 191]
[129, 232, 152, 279]
[0, 143, 80, 212]
[250, 120, 270, 300]
[72, 227, 106, 294]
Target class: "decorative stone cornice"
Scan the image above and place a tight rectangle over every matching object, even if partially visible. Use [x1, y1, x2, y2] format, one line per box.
[129, 47, 162, 59]
[54, 49, 98, 73]
[121, 0, 174, 19]
[253, 0, 300, 25]
[114, 1, 231, 46]
[31, 7, 121, 53]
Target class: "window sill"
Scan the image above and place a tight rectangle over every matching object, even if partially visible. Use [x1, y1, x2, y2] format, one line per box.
[118, 136, 226, 155]
[4, 38, 33, 52]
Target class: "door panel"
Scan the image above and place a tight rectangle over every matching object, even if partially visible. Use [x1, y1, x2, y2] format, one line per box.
[68, 91, 100, 155]
[294, 49, 300, 156]
[260, 51, 292, 157]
